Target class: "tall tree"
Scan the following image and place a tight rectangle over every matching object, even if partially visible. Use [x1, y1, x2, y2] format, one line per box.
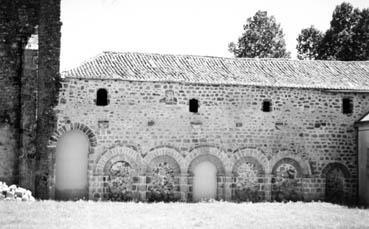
[351, 8, 369, 60]
[317, 2, 360, 60]
[296, 2, 369, 61]
[229, 11, 290, 58]
[296, 26, 323, 60]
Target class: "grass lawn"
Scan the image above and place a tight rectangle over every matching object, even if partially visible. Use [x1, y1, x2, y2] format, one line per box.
[0, 201, 368, 229]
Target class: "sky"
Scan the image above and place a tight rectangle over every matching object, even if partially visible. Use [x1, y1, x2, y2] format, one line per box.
[60, 0, 369, 71]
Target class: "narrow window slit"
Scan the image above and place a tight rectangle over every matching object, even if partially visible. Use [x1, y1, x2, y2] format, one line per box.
[189, 99, 199, 113]
[96, 88, 108, 106]
[342, 98, 353, 114]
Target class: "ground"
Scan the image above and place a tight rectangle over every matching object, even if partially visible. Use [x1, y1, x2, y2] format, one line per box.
[0, 201, 368, 228]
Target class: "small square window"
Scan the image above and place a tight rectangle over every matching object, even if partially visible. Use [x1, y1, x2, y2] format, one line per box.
[262, 100, 272, 112]
[342, 98, 353, 114]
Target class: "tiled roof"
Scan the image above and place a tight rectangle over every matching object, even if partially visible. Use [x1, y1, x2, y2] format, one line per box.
[61, 51, 369, 91]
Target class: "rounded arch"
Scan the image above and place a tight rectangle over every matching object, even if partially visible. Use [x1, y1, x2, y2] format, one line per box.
[103, 155, 139, 176]
[232, 148, 270, 175]
[94, 146, 143, 175]
[232, 157, 264, 176]
[321, 162, 350, 203]
[146, 155, 181, 175]
[144, 146, 184, 174]
[55, 130, 90, 200]
[49, 123, 97, 150]
[272, 158, 303, 178]
[321, 162, 351, 178]
[188, 154, 225, 176]
[184, 146, 232, 174]
[270, 151, 311, 176]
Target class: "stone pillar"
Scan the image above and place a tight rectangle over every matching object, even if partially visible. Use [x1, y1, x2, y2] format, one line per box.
[224, 174, 232, 201]
[264, 173, 272, 201]
[87, 170, 95, 200]
[35, 0, 61, 199]
[179, 173, 188, 202]
[138, 175, 147, 201]
[320, 178, 326, 200]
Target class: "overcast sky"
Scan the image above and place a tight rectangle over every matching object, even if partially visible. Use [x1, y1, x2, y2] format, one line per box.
[60, 0, 369, 71]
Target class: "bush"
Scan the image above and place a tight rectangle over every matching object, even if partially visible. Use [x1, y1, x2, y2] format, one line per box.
[272, 178, 303, 202]
[108, 190, 137, 202]
[233, 187, 263, 202]
[0, 182, 35, 201]
[146, 190, 180, 203]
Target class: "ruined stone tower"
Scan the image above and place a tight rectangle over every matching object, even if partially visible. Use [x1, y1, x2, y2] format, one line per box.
[0, 0, 61, 198]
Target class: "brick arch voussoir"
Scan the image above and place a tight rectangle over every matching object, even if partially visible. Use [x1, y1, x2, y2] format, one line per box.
[103, 154, 140, 175]
[232, 148, 270, 174]
[49, 123, 97, 149]
[321, 162, 351, 178]
[184, 146, 232, 175]
[270, 150, 312, 177]
[144, 146, 184, 174]
[94, 146, 143, 176]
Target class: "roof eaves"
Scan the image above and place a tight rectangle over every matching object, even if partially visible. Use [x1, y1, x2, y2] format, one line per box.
[60, 76, 369, 92]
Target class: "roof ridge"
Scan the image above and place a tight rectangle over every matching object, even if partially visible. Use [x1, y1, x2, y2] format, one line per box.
[61, 52, 108, 75]
[99, 51, 369, 64]
[61, 51, 369, 91]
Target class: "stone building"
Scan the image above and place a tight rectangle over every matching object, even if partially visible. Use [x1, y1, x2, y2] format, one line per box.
[2, 0, 369, 205]
[49, 51, 369, 203]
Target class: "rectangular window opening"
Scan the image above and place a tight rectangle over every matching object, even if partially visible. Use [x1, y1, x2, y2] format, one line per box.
[342, 97, 353, 114]
[262, 100, 272, 112]
[189, 99, 199, 113]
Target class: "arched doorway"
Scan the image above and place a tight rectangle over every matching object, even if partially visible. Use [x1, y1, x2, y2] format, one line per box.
[232, 156, 265, 202]
[55, 131, 89, 200]
[193, 161, 217, 201]
[271, 158, 303, 202]
[322, 163, 350, 204]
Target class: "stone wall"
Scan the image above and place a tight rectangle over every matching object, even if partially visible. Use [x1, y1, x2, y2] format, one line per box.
[0, 0, 61, 198]
[0, 0, 40, 185]
[18, 45, 38, 190]
[51, 78, 369, 202]
[33, 0, 61, 199]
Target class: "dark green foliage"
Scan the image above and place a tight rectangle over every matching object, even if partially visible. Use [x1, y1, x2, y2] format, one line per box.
[229, 11, 290, 58]
[318, 3, 359, 60]
[272, 177, 303, 202]
[233, 187, 264, 202]
[296, 26, 324, 60]
[107, 161, 138, 201]
[351, 8, 369, 60]
[297, 2, 369, 60]
[108, 190, 135, 201]
[146, 190, 180, 203]
[146, 162, 180, 202]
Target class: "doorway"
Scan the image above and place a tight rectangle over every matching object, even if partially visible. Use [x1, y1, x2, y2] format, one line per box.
[55, 131, 89, 200]
[193, 161, 217, 201]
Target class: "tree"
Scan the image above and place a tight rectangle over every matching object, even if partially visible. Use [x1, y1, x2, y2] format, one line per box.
[296, 2, 369, 61]
[351, 8, 369, 60]
[296, 26, 323, 60]
[317, 2, 360, 60]
[229, 11, 290, 58]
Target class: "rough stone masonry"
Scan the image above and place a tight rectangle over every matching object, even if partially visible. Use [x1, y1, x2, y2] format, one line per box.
[50, 51, 369, 204]
[1, 1, 369, 204]
[0, 0, 61, 198]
